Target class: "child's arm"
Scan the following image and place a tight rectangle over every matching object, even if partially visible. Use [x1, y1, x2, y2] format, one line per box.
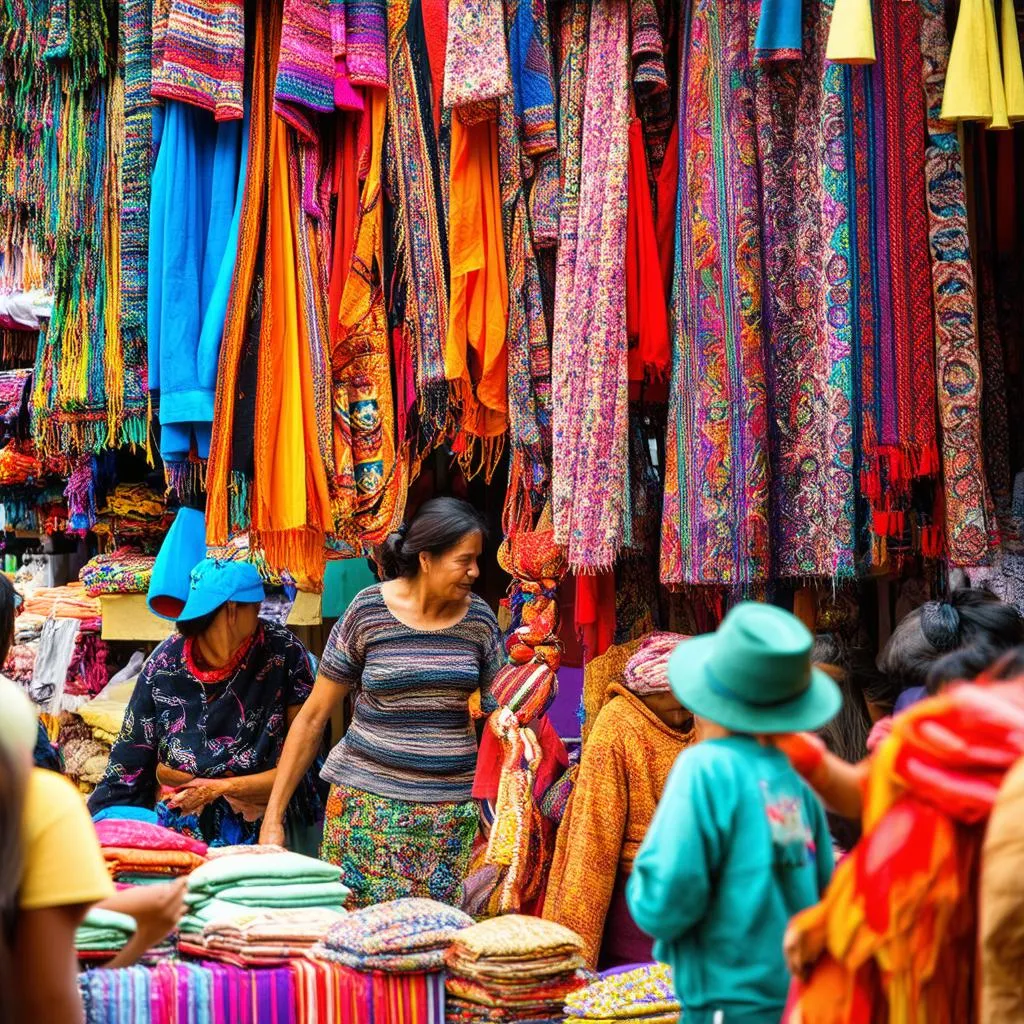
[627, 749, 731, 944]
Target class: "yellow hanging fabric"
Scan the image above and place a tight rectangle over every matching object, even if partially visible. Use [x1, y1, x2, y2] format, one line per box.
[825, 0, 876, 64]
[942, 0, 1008, 126]
[1001, 0, 1024, 120]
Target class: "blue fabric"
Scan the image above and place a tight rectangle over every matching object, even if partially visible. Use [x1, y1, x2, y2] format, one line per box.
[33, 720, 61, 771]
[628, 736, 833, 1020]
[177, 557, 266, 623]
[92, 805, 159, 824]
[894, 685, 927, 714]
[754, 0, 802, 57]
[147, 100, 248, 463]
[148, 507, 208, 619]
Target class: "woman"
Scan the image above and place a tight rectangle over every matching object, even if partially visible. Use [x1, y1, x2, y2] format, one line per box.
[544, 633, 696, 969]
[260, 497, 504, 908]
[89, 558, 323, 848]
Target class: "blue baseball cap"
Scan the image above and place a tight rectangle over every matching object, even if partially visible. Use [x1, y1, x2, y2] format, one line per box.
[177, 558, 266, 624]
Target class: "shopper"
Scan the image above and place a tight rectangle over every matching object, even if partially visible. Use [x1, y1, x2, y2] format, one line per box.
[627, 603, 839, 1024]
[260, 497, 503, 907]
[544, 632, 695, 968]
[89, 558, 324, 848]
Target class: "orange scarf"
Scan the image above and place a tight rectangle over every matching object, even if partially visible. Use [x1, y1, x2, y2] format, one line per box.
[445, 113, 509, 480]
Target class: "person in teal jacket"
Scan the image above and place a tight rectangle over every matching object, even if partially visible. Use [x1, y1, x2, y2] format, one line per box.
[627, 603, 841, 1024]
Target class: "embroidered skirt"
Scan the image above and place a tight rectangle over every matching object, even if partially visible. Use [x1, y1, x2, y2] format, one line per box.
[320, 783, 479, 908]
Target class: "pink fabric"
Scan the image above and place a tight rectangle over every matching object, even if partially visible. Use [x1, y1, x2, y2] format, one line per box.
[94, 818, 209, 856]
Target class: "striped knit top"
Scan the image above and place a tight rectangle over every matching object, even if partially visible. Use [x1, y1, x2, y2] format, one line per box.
[319, 585, 504, 803]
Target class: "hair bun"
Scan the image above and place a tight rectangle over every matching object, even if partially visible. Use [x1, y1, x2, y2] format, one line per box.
[921, 601, 961, 652]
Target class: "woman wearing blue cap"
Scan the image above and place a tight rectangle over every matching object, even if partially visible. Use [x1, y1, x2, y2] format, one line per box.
[88, 558, 323, 848]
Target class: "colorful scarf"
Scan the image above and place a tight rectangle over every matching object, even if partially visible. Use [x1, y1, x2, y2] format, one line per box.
[754, 0, 856, 578]
[333, 88, 407, 546]
[660, 0, 770, 587]
[552, 0, 631, 572]
[919, 0, 994, 565]
[443, 0, 512, 116]
[151, 0, 245, 120]
[793, 682, 1024, 1022]
[446, 114, 509, 480]
[387, 0, 450, 451]
[346, 0, 387, 88]
[274, 0, 335, 139]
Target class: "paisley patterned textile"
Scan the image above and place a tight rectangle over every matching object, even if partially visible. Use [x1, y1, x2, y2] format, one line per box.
[754, 0, 856, 578]
[660, 0, 770, 587]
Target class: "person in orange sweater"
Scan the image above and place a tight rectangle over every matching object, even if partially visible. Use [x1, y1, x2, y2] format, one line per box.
[543, 633, 695, 968]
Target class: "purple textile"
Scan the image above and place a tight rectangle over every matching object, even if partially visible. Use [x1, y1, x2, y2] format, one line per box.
[597, 876, 654, 971]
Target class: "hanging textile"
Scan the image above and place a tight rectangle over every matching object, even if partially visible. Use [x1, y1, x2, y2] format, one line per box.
[660, 0, 770, 588]
[346, 0, 388, 89]
[919, 0, 994, 564]
[274, 0, 336, 139]
[551, 0, 631, 573]
[387, 0, 450, 454]
[754, 0, 857, 578]
[445, 114, 509, 480]
[443, 0, 512, 115]
[332, 88, 407, 547]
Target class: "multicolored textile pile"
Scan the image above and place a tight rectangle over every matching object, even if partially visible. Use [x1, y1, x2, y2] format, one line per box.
[564, 964, 679, 1024]
[445, 916, 588, 1022]
[80, 548, 155, 596]
[312, 898, 473, 972]
[96, 819, 208, 884]
[79, 960, 448, 1023]
[188, 907, 345, 967]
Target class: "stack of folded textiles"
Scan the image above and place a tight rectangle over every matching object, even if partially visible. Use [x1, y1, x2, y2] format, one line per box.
[445, 916, 588, 1023]
[95, 819, 207, 884]
[312, 897, 474, 972]
[75, 908, 135, 964]
[186, 906, 345, 966]
[80, 547, 156, 597]
[563, 965, 679, 1024]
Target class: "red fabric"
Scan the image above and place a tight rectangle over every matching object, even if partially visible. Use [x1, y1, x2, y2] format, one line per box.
[575, 571, 616, 659]
[472, 714, 569, 803]
[626, 118, 670, 382]
[655, 117, 679, 304]
[422, 0, 448, 134]
[328, 116, 361, 342]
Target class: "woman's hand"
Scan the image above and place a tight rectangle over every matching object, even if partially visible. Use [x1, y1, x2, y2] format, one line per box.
[166, 778, 226, 816]
[783, 921, 824, 981]
[258, 817, 286, 847]
[101, 880, 187, 968]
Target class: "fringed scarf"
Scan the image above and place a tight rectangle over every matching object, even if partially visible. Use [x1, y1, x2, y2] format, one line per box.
[332, 88, 407, 547]
[919, 0, 994, 565]
[387, 0, 450, 451]
[754, 0, 857, 578]
[551, 0, 630, 573]
[659, 0, 770, 588]
[499, 0, 556, 535]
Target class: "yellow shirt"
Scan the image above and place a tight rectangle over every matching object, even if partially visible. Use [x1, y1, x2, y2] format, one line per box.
[19, 768, 114, 911]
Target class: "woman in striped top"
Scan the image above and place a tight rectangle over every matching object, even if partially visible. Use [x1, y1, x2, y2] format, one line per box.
[260, 498, 503, 907]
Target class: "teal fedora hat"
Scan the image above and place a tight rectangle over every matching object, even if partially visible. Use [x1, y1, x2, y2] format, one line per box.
[668, 602, 841, 734]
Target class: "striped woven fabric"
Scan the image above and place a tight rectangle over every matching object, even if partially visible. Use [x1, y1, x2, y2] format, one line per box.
[346, 0, 387, 88]
[275, 0, 335, 139]
[152, 0, 245, 121]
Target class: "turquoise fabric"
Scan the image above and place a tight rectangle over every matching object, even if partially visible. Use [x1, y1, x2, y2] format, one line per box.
[627, 736, 833, 1022]
[186, 880, 348, 909]
[321, 558, 377, 619]
[754, 0, 802, 58]
[186, 851, 341, 895]
[76, 907, 136, 951]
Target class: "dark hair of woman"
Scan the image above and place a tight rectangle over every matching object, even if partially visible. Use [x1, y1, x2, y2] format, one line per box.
[985, 645, 1024, 682]
[0, 742, 27, 1024]
[877, 589, 1024, 692]
[925, 643, 1002, 694]
[0, 574, 18, 667]
[176, 604, 226, 639]
[379, 497, 488, 580]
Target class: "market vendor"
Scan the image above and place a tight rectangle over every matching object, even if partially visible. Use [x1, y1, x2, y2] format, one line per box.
[259, 497, 504, 908]
[88, 558, 324, 848]
[543, 632, 695, 968]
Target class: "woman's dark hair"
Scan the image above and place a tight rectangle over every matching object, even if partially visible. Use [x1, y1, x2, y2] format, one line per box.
[925, 643, 1002, 694]
[877, 588, 1024, 692]
[0, 575, 18, 667]
[379, 498, 488, 580]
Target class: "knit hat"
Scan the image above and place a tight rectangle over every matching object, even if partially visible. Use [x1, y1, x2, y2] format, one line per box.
[669, 602, 841, 734]
[623, 632, 689, 696]
[0, 675, 38, 762]
[148, 507, 208, 620]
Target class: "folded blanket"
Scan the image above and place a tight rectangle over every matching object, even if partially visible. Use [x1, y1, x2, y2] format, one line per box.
[188, 880, 349, 909]
[321, 897, 473, 956]
[203, 907, 344, 943]
[179, 897, 254, 935]
[312, 944, 449, 974]
[186, 851, 341, 894]
[103, 846, 206, 876]
[76, 908, 136, 952]
[564, 964, 678, 1021]
[95, 818, 209, 856]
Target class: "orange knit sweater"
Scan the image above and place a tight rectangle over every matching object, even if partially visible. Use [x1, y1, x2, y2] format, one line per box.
[543, 683, 693, 967]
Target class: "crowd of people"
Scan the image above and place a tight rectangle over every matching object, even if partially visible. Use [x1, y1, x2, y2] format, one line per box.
[5, 496, 1024, 1022]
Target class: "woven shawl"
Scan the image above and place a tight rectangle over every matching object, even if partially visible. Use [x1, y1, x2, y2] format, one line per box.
[551, 0, 630, 572]
[346, 0, 387, 88]
[660, 0, 770, 587]
[275, 0, 335, 140]
[387, 0, 450, 448]
[443, 0, 512, 113]
[333, 88, 407, 546]
[918, 0, 993, 564]
[754, 0, 856, 578]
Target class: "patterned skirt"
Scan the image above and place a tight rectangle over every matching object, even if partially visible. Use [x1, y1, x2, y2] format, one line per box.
[320, 784, 479, 908]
